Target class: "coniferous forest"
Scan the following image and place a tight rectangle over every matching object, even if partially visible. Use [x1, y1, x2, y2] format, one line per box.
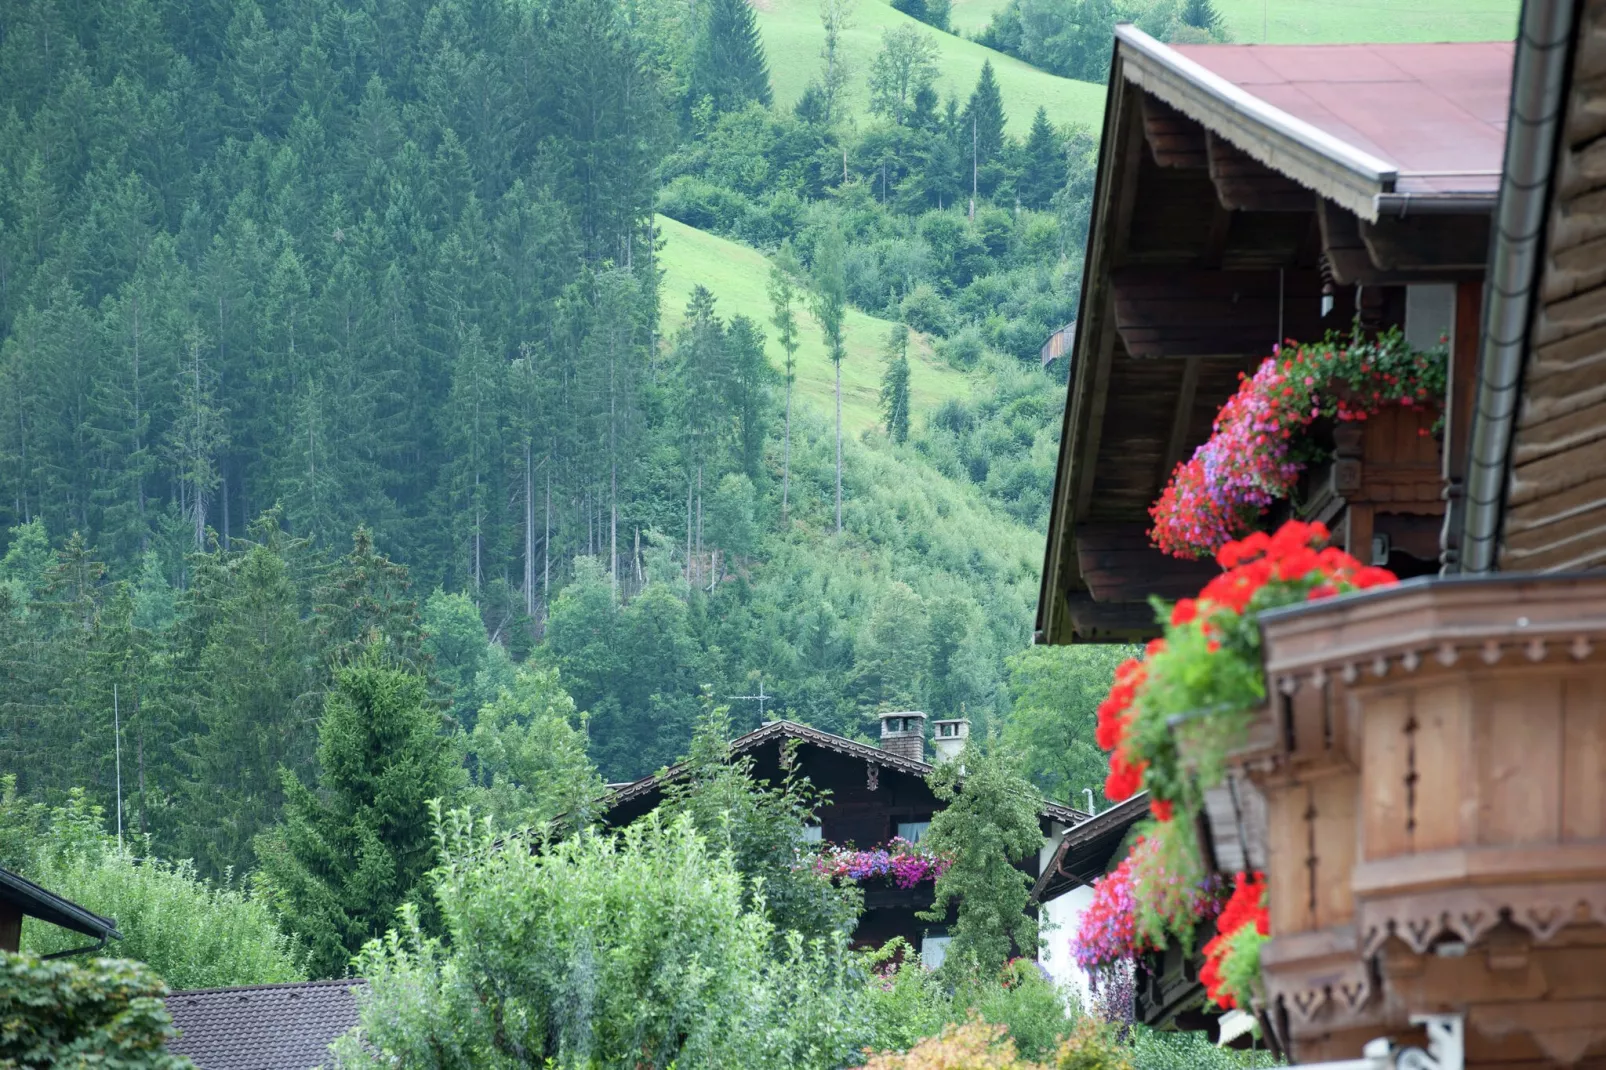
[0, 0, 1138, 870]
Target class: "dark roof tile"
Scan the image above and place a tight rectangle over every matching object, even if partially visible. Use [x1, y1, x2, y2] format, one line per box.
[165, 979, 363, 1070]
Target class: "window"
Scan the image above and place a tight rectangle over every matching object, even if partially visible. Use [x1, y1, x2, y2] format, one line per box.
[801, 824, 823, 844]
[896, 820, 930, 844]
[921, 933, 951, 970]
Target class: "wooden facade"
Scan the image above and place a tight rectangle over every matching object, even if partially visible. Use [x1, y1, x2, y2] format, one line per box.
[1036, 29, 1504, 645]
[603, 720, 1085, 956]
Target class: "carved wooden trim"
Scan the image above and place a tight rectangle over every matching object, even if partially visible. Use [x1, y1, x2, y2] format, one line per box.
[1358, 882, 1606, 957]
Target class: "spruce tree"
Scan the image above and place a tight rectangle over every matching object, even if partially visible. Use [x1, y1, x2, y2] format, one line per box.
[964, 60, 1007, 168]
[1020, 107, 1066, 210]
[687, 0, 774, 119]
[1182, 0, 1223, 34]
[880, 326, 911, 445]
[255, 643, 463, 978]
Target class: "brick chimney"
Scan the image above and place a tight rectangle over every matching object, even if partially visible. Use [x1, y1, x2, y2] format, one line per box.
[930, 718, 969, 763]
[878, 711, 927, 762]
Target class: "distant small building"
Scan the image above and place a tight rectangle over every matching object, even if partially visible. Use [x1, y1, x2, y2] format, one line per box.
[603, 714, 1093, 985]
[164, 979, 364, 1070]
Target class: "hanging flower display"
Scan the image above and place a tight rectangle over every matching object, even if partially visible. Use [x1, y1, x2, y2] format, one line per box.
[1089, 520, 1395, 980]
[1071, 839, 1224, 973]
[1200, 872, 1270, 1011]
[812, 837, 951, 889]
[1149, 330, 1446, 560]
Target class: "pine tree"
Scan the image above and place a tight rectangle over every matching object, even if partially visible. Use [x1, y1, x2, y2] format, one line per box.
[724, 315, 771, 482]
[964, 59, 1006, 170]
[810, 229, 848, 534]
[767, 250, 802, 523]
[879, 326, 911, 445]
[1019, 107, 1066, 210]
[255, 644, 463, 978]
[687, 0, 773, 119]
[1182, 0, 1223, 34]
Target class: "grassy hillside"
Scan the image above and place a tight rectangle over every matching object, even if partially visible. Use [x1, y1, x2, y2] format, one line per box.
[947, 0, 1520, 52]
[1214, 0, 1518, 44]
[753, 0, 1105, 131]
[656, 215, 972, 435]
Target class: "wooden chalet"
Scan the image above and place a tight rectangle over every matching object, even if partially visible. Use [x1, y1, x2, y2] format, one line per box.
[1037, 4, 1606, 1066]
[602, 714, 1088, 974]
[1038, 27, 1512, 645]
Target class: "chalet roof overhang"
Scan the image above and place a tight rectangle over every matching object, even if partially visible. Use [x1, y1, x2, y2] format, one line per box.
[1036, 30, 1511, 646]
[602, 720, 1090, 826]
[1031, 792, 1148, 904]
[0, 866, 120, 944]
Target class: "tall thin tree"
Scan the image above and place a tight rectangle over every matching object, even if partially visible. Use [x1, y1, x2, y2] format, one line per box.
[767, 251, 802, 524]
[810, 229, 848, 534]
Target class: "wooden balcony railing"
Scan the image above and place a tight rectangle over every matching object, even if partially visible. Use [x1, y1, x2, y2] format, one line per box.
[1228, 574, 1606, 1066]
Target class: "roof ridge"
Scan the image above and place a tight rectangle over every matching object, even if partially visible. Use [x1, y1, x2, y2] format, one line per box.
[168, 978, 366, 998]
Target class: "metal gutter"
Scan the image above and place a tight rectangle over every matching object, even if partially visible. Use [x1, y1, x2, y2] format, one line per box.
[1114, 24, 1400, 188]
[1373, 192, 1499, 216]
[1458, 0, 1577, 574]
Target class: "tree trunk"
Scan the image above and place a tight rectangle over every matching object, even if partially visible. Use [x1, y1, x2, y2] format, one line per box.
[525, 443, 535, 618]
[696, 463, 703, 584]
[782, 377, 792, 524]
[543, 466, 551, 615]
[835, 360, 843, 534]
[686, 476, 693, 587]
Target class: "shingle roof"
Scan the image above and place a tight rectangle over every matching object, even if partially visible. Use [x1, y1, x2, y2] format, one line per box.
[165, 979, 363, 1070]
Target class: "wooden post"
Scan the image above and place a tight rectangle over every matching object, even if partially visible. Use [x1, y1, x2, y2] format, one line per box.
[0, 902, 22, 953]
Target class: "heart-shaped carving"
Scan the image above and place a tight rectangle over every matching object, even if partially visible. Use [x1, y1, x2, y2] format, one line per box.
[1337, 977, 1370, 1012]
[1450, 908, 1494, 944]
[1404, 915, 1439, 953]
[1289, 988, 1327, 1023]
[1520, 904, 1568, 943]
[1360, 922, 1390, 958]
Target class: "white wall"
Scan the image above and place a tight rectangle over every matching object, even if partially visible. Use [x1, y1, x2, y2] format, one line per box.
[1037, 883, 1096, 1008]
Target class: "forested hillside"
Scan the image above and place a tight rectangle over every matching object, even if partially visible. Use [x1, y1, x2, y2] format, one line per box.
[0, 0, 1124, 878]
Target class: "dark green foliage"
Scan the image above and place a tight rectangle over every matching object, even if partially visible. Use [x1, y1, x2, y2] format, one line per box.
[1019, 108, 1066, 210]
[1003, 645, 1135, 806]
[1181, 0, 1224, 33]
[0, 952, 191, 1069]
[255, 645, 464, 978]
[964, 61, 1007, 170]
[919, 740, 1043, 981]
[893, 0, 953, 32]
[881, 327, 912, 444]
[688, 0, 774, 120]
[658, 696, 861, 942]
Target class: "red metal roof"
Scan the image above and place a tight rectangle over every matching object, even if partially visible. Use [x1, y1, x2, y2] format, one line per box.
[1171, 42, 1514, 195]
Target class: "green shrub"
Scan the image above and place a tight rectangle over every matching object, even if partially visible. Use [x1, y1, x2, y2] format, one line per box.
[657, 174, 752, 234]
[12, 790, 305, 990]
[0, 952, 192, 1068]
[335, 809, 871, 1069]
[901, 283, 953, 336]
[967, 960, 1076, 1062]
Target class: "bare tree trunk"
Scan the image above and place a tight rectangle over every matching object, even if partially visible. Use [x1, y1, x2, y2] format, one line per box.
[543, 467, 551, 613]
[696, 463, 703, 585]
[782, 378, 793, 523]
[686, 477, 693, 587]
[835, 361, 843, 534]
[525, 443, 535, 618]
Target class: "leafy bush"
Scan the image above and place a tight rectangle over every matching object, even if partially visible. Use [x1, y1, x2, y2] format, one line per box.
[335, 809, 871, 1069]
[862, 940, 955, 1053]
[1129, 1026, 1279, 1070]
[657, 174, 753, 234]
[0, 952, 192, 1068]
[9, 788, 304, 990]
[966, 961, 1076, 1062]
[901, 283, 953, 336]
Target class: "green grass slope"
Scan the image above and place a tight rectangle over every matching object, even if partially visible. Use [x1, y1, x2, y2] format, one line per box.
[753, 0, 1105, 131]
[656, 214, 972, 435]
[1213, 0, 1518, 44]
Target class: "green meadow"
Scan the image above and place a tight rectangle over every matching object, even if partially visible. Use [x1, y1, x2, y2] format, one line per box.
[655, 214, 973, 436]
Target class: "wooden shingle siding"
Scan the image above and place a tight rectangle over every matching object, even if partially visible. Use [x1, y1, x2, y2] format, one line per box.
[1504, 0, 1606, 572]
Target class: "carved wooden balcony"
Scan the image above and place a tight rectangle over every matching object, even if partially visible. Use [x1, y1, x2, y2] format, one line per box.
[1229, 574, 1606, 1067]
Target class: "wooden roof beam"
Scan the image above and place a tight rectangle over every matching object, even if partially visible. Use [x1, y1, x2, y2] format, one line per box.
[1319, 199, 1490, 284]
[1141, 95, 1208, 169]
[1112, 268, 1325, 358]
[1207, 132, 1314, 213]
